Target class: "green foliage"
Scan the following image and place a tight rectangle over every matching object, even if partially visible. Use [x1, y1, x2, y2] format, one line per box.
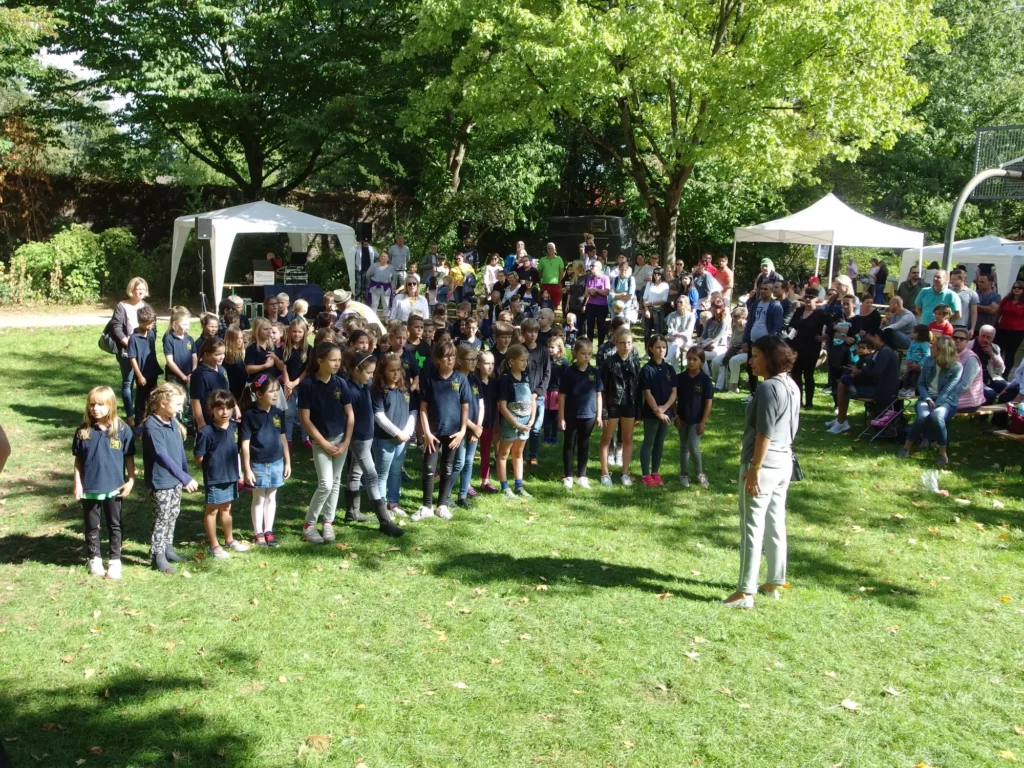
[14, 224, 103, 303]
[307, 247, 351, 293]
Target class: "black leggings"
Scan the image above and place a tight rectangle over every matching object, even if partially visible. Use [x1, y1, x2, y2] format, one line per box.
[422, 438, 457, 507]
[563, 417, 596, 477]
[791, 350, 819, 408]
[584, 304, 609, 345]
[83, 498, 122, 560]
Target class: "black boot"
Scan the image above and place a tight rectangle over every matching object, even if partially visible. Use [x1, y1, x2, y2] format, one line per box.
[344, 489, 369, 523]
[152, 552, 177, 574]
[374, 498, 405, 537]
[164, 547, 185, 563]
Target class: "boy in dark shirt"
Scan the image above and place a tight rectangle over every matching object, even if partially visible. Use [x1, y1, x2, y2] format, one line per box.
[127, 306, 162, 429]
[521, 318, 551, 466]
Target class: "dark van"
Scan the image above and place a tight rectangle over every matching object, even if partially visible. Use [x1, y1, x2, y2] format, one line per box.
[547, 216, 634, 263]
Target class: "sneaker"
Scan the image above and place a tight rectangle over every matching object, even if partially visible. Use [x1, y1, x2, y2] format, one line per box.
[303, 439, 313, 449]
[105, 559, 121, 580]
[741, 395, 753, 404]
[390, 505, 409, 518]
[827, 420, 850, 435]
[303, 523, 324, 544]
[456, 497, 472, 510]
[577, 476, 591, 490]
[600, 474, 614, 487]
[897, 448, 910, 458]
[515, 487, 532, 498]
[411, 506, 434, 521]
[529, 458, 538, 467]
[936, 454, 949, 467]
[467, 488, 478, 499]
[898, 388, 916, 399]
[88, 556, 104, 577]
[264, 532, 279, 548]
[226, 539, 250, 552]
[696, 473, 710, 489]
[210, 546, 231, 559]
[435, 505, 453, 520]
[824, 418, 838, 428]
[502, 487, 517, 499]
[563, 477, 574, 490]
[321, 522, 336, 542]
[641, 474, 657, 487]
[480, 482, 499, 494]
[680, 475, 691, 488]
[254, 533, 268, 548]
[652, 473, 664, 487]
[821, 387, 833, 396]
[620, 474, 633, 487]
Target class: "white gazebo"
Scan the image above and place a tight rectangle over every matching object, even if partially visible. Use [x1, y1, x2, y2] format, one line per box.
[899, 236, 1024, 291]
[169, 201, 357, 304]
[732, 193, 924, 284]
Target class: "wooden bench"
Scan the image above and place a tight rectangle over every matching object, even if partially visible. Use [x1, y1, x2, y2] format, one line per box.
[952, 403, 1003, 418]
[992, 429, 1024, 442]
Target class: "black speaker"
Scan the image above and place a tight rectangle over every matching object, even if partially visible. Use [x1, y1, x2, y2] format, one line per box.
[357, 222, 372, 241]
[457, 220, 471, 240]
[195, 217, 213, 240]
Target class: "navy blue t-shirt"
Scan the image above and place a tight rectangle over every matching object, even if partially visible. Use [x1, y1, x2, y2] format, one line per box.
[162, 332, 195, 381]
[72, 422, 135, 494]
[372, 387, 412, 439]
[477, 376, 499, 428]
[127, 329, 162, 383]
[466, 373, 484, 425]
[421, 370, 471, 436]
[223, 358, 247, 401]
[244, 343, 275, 381]
[194, 421, 240, 485]
[676, 369, 714, 425]
[640, 360, 677, 419]
[141, 415, 189, 490]
[190, 364, 230, 426]
[297, 374, 350, 438]
[281, 347, 306, 383]
[239, 406, 285, 463]
[560, 364, 603, 420]
[346, 379, 374, 441]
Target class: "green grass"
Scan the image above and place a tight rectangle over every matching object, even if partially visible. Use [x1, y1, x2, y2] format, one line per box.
[1, 326, 1023, 767]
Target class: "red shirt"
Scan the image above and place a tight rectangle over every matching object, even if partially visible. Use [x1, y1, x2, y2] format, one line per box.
[998, 298, 1024, 332]
[928, 320, 954, 337]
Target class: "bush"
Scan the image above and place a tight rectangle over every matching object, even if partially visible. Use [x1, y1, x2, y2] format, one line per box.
[13, 225, 104, 304]
[100, 227, 148, 294]
[307, 248, 350, 292]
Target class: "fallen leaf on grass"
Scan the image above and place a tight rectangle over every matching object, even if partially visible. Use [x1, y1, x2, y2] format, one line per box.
[1014, 725, 1024, 736]
[519, 634, 532, 641]
[61, 655, 74, 664]
[684, 652, 700, 661]
[164, 641, 177, 651]
[882, 686, 901, 697]
[622, 741, 635, 749]
[599, 566, 611, 572]
[89, 626, 101, 634]
[171, 749, 182, 760]
[718, 687, 732, 697]
[999, 750, 1017, 761]
[120, 609, 141, 617]
[693, 636, 707, 644]
[278, 676, 288, 684]
[87, 747, 103, 755]
[92, 610, 101, 619]
[886, 626, 900, 634]
[250, 598, 259, 607]
[304, 734, 331, 754]
[1002, 596, 1014, 603]
[83, 669, 95, 679]
[656, 591, 672, 600]
[841, 698, 859, 711]
[453, 682, 467, 689]
[994, 499, 1006, 509]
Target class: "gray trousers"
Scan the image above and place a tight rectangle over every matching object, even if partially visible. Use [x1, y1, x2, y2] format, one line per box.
[348, 438, 383, 500]
[677, 423, 703, 476]
[640, 418, 669, 475]
[306, 434, 348, 526]
[737, 462, 790, 594]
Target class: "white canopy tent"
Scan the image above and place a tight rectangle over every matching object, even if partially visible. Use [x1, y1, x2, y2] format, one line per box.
[732, 193, 924, 285]
[899, 236, 1024, 291]
[169, 201, 357, 305]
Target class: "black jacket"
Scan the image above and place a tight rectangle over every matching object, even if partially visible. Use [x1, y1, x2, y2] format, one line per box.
[600, 352, 641, 408]
[526, 344, 552, 398]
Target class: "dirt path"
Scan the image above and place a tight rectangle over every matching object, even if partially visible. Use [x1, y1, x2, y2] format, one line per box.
[0, 302, 194, 329]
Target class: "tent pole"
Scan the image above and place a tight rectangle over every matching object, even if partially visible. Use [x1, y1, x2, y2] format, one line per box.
[827, 242, 835, 285]
[814, 245, 820, 278]
[730, 239, 737, 275]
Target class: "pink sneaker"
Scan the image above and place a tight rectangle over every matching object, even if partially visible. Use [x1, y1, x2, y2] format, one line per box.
[480, 482, 498, 494]
[467, 488, 478, 498]
[641, 474, 657, 487]
[652, 473, 664, 486]
[303, 439, 313, 449]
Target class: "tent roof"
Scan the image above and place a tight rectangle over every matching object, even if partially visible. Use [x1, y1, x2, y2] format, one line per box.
[172, 200, 354, 235]
[734, 193, 924, 249]
[901, 235, 1021, 259]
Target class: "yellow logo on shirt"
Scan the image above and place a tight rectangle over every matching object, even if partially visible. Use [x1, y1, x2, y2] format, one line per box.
[588, 374, 595, 382]
[109, 438, 122, 450]
[273, 417, 282, 428]
[451, 381, 460, 391]
[472, 386, 480, 395]
[403, 393, 410, 403]
[186, 342, 192, 351]
[333, 389, 341, 400]
[666, 370, 673, 381]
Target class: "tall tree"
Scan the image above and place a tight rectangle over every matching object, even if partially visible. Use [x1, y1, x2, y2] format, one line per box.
[403, 0, 944, 263]
[42, 0, 410, 200]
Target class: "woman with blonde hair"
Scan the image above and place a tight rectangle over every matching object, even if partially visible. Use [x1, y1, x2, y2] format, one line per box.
[898, 335, 963, 466]
[108, 276, 151, 426]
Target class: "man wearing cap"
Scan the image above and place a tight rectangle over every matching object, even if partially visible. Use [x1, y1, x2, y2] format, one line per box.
[387, 235, 410, 292]
[538, 243, 565, 311]
[389, 274, 430, 323]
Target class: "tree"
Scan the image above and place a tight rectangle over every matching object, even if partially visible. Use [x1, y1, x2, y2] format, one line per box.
[42, 0, 411, 200]
[403, 0, 944, 263]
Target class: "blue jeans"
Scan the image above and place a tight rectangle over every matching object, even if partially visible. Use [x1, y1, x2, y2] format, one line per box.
[907, 399, 952, 446]
[372, 437, 408, 506]
[118, 355, 135, 418]
[285, 391, 309, 443]
[884, 328, 911, 351]
[452, 439, 479, 499]
[874, 283, 886, 304]
[528, 401, 545, 459]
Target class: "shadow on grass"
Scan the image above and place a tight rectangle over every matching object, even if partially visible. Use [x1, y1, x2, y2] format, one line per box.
[0, 671, 256, 767]
[0, 532, 156, 568]
[8, 403, 83, 431]
[431, 552, 727, 601]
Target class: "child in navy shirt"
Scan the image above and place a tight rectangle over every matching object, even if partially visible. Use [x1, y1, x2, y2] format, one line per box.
[543, 336, 568, 445]
[163, 309, 196, 388]
[674, 347, 714, 488]
[191, 337, 232, 430]
[240, 374, 290, 548]
[558, 338, 603, 489]
[372, 352, 416, 517]
[127, 305, 162, 429]
[194, 389, 250, 558]
[142, 383, 198, 574]
[72, 385, 136, 579]
[475, 350, 499, 493]
[452, 345, 485, 509]
[297, 341, 352, 544]
[639, 335, 677, 487]
[415, 340, 471, 521]
[496, 344, 535, 497]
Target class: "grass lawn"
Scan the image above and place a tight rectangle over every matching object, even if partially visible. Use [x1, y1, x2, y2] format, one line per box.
[1, 325, 1023, 767]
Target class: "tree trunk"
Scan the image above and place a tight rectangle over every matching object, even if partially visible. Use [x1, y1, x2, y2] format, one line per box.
[649, 168, 689, 267]
[446, 117, 474, 192]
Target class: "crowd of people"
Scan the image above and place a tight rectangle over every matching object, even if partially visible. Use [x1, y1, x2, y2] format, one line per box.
[77, 240, 1023, 609]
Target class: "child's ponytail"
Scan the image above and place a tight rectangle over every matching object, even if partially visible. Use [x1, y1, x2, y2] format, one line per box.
[240, 374, 278, 413]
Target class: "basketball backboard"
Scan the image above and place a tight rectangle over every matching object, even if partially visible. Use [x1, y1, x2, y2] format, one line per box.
[972, 125, 1024, 199]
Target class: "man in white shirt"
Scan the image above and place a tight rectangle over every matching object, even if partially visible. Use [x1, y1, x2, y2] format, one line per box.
[387, 235, 410, 291]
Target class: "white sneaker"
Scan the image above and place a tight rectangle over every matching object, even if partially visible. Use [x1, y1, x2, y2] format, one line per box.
[827, 420, 850, 435]
[577, 476, 590, 490]
[210, 546, 231, 559]
[88, 557, 104, 577]
[321, 522, 336, 542]
[435, 505, 453, 520]
[824, 418, 838, 428]
[390, 506, 409, 518]
[720, 595, 754, 610]
[680, 474, 691, 488]
[303, 523, 324, 544]
[600, 474, 613, 487]
[411, 506, 434, 522]
[562, 477, 574, 490]
[226, 539, 250, 552]
[741, 395, 753, 404]
[105, 559, 122, 580]
[697, 473, 709, 489]
[620, 474, 633, 488]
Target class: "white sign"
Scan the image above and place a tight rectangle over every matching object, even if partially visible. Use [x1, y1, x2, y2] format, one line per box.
[253, 271, 276, 286]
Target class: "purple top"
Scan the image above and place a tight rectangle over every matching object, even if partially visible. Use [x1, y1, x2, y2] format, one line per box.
[586, 274, 611, 307]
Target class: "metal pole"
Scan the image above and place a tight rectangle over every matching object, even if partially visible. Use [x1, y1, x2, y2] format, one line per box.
[826, 242, 835, 286]
[730, 240, 737, 275]
[943, 168, 1023, 270]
